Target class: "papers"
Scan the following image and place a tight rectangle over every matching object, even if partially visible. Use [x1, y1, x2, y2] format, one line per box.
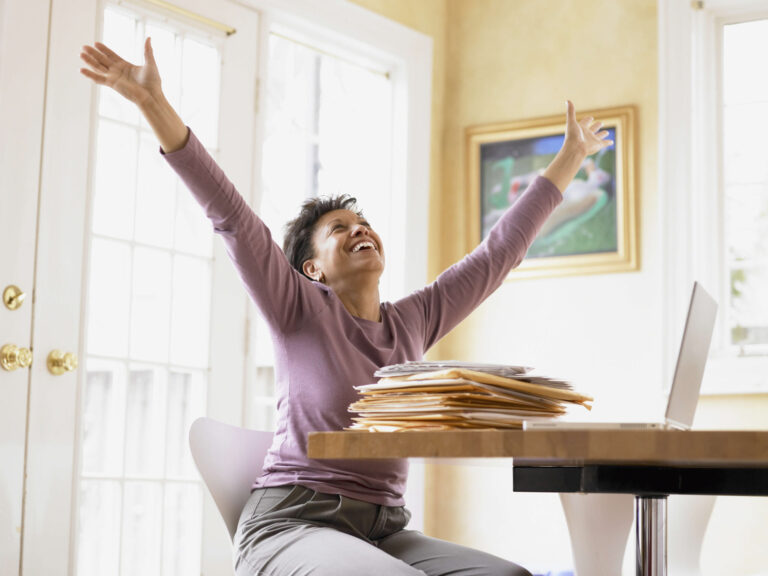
[375, 361, 531, 379]
[348, 361, 593, 432]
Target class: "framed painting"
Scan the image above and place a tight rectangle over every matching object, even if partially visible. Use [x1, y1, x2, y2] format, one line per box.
[466, 105, 638, 279]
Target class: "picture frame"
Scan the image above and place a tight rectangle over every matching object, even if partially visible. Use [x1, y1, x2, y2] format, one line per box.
[466, 105, 638, 280]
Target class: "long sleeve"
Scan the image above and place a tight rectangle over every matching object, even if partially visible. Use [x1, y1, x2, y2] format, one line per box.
[393, 175, 562, 352]
[162, 130, 326, 333]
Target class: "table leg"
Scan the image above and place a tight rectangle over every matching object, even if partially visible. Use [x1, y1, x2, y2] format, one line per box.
[635, 495, 667, 576]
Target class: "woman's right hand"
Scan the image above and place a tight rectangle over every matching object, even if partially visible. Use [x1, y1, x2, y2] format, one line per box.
[80, 37, 188, 152]
[80, 38, 161, 106]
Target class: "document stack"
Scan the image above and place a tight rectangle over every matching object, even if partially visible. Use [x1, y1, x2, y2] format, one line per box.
[347, 361, 593, 431]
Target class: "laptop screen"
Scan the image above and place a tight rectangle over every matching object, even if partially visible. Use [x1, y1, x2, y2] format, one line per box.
[665, 282, 718, 429]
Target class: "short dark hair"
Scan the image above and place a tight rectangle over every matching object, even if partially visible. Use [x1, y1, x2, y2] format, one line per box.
[283, 194, 362, 280]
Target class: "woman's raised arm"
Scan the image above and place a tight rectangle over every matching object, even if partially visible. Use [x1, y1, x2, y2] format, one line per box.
[80, 38, 188, 153]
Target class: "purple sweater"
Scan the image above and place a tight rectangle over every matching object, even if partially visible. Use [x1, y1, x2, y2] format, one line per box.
[164, 130, 561, 506]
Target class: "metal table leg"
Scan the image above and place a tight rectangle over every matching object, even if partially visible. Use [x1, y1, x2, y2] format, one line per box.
[635, 496, 667, 576]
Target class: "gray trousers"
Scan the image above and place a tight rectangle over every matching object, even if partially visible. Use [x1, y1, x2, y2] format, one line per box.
[234, 485, 531, 576]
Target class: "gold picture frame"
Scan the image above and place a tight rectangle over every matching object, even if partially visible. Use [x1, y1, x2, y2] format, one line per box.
[466, 105, 638, 280]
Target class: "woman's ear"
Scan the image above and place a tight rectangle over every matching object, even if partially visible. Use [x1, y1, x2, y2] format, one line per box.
[302, 259, 322, 282]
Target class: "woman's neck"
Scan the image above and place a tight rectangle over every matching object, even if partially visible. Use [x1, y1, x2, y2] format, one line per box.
[332, 281, 381, 322]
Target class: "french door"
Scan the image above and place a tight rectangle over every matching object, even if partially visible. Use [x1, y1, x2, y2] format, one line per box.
[0, 0, 260, 573]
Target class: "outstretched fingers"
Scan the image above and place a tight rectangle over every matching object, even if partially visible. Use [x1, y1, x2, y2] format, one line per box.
[82, 45, 113, 69]
[578, 116, 594, 131]
[594, 129, 614, 148]
[79, 66, 107, 84]
[80, 50, 108, 73]
[94, 41, 123, 62]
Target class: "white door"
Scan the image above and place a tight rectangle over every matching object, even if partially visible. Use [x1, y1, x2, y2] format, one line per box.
[0, 0, 261, 573]
[0, 1, 50, 572]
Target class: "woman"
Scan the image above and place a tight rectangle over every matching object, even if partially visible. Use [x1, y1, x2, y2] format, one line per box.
[80, 38, 611, 576]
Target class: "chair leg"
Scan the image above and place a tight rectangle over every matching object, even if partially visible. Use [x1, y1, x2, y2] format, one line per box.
[667, 495, 715, 576]
[559, 493, 634, 576]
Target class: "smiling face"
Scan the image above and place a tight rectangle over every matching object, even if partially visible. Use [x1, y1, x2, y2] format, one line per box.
[301, 209, 385, 286]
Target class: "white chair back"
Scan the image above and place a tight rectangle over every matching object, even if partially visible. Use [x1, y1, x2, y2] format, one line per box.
[189, 417, 273, 541]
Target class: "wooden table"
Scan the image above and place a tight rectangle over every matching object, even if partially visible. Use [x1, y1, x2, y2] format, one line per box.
[308, 429, 768, 575]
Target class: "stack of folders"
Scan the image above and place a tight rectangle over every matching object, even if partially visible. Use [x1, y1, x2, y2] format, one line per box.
[347, 361, 593, 432]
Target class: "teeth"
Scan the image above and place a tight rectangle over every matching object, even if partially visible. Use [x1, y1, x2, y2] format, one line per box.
[352, 241, 376, 253]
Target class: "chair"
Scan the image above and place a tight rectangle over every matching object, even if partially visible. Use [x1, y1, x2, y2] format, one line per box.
[559, 493, 634, 576]
[189, 417, 274, 541]
[668, 495, 716, 575]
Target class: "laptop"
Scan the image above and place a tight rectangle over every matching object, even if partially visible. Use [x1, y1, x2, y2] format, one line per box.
[523, 281, 718, 431]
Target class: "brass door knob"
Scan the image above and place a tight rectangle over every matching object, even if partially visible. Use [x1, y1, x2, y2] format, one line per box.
[3, 285, 26, 311]
[47, 350, 78, 375]
[1, 344, 33, 371]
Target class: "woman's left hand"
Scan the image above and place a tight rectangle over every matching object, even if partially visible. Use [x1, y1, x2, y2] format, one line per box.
[541, 101, 614, 194]
[564, 100, 614, 157]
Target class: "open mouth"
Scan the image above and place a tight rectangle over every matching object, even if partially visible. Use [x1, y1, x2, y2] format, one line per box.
[351, 240, 377, 253]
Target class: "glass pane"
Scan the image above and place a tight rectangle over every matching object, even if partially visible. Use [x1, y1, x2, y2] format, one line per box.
[317, 56, 391, 204]
[253, 312, 275, 366]
[76, 480, 122, 576]
[165, 370, 206, 478]
[100, 8, 140, 124]
[181, 37, 220, 147]
[261, 34, 317, 243]
[317, 54, 392, 298]
[162, 483, 203, 576]
[729, 266, 768, 346]
[121, 482, 162, 576]
[92, 120, 137, 240]
[267, 34, 317, 134]
[124, 367, 166, 476]
[723, 103, 768, 185]
[130, 246, 172, 362]
[722, 18, 768, 352]
[170, 255, 211, 368]
[135, 132, 176, 248]
[723, 20, 768, 106]
[246, 399, 277, 432]
[87, 238, 131, 357]
[81, 359, 126, 476]
[174, 185, 213, 257]
[252, 366, 275, 397]
[725, 184, 768, 263]
[245, 367, 276, 430]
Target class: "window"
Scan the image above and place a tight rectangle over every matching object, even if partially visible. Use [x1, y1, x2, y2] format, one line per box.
[659, 0, 768, 392]
[259, 31, 394, 295]
[247, 29, 397, 430]
[721, 19, 768, 353]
